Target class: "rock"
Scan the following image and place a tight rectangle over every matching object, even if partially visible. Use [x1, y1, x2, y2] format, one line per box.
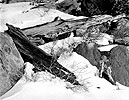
[0, 32, 24, 97]
[79, 0, 115, 16]
[110, 45, 129, 87]
[110, 0, 129, 16]
[112, 18, 129, 39]
[56, 0, 80, 15]
[74, 42, 101, 68]
[111, 18, 129, 45]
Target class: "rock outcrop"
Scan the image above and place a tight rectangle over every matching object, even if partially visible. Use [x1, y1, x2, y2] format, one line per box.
[0, 32, 24, 97]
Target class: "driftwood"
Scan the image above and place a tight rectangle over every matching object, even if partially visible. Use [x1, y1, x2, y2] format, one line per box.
[5, 24, 80, 85]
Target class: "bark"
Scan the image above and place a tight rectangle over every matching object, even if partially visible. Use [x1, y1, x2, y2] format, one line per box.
[6, 24, 80, 85]
[21, 17, 87, 45]
[21, 14, 125, 48]
[22, 15, 120, 46]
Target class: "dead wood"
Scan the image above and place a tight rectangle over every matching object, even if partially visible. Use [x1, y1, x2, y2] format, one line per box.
[5, 23, 80, 85]
[21, 17, 87, 45]
[21, 15, 115, 46]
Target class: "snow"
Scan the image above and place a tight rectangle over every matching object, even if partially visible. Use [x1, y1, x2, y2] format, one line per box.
[38, 37, 83, 56]
[0, 80, 96, 100]
[95, 33, 113, 45]
[1, 2, 129, 100]
[1, 52, 129, 100]
[0, 2, 86, 32]
[98, 44, 118, 51]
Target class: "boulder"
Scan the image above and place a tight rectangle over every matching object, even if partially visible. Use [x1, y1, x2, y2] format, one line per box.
[74, 42, 101, 68]
[110, 45, 129, 87]
[0, 32, 24, 97]
[79, 0, 115, 16]
[111, 18, 129, 45]
[56, 0, 80, 15]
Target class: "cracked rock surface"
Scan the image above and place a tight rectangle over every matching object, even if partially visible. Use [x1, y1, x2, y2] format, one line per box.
[0, 32, 24, 96]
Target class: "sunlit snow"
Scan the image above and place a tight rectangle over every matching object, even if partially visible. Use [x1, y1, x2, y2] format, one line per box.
[1, 2, 129, 100]
[1, 52, 129, 100]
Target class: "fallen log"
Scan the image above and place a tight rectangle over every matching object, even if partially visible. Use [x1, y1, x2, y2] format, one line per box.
[21, 16, 87, 45]
[5, 23, 80, 85]
[21, 15, 109, 45]
[21, 14, 126, 46]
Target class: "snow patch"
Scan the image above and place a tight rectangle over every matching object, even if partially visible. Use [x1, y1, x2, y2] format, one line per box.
[38, 37, 83, 56]
[98, 44, 118, 51]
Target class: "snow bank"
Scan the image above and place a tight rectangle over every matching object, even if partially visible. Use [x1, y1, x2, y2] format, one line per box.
[0, 80, 96, 100]
[1, 52, 129, 100]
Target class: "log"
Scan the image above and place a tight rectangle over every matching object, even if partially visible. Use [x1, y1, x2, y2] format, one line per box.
[5, 24, 80, 85]
[21, 14, 126, 46]
[21, 16, 87, 45]
[22, 15, 117, 46]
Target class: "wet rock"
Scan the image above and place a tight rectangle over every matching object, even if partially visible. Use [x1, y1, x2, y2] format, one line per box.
[0, 32, 24, 97]
[74, 42, 101, 68]
[110, 45, 129, 87]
